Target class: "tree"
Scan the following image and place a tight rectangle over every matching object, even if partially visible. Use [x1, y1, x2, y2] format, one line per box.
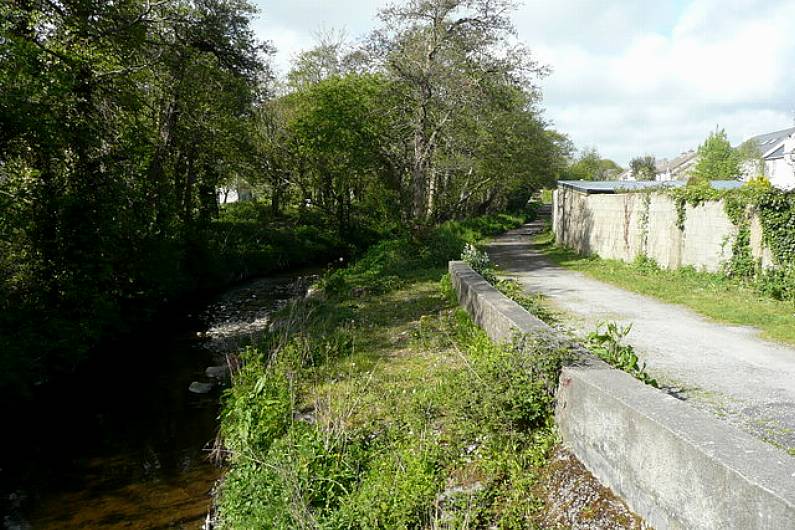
[287, 29, 370, 90]
[630, 155, 657, 181]
[691, 129, 741, 181]
[372, 0, 546, 221]
[0, 0, 270, 393]
[285, 73, 397, 233]
[566, 148, 623, 180]
[737, 138, 765, 178]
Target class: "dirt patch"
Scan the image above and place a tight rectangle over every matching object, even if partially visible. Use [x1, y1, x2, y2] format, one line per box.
[535, 447, 650, 530]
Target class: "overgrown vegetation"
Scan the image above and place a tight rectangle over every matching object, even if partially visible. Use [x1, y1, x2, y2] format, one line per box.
[586, 322, 658, 387]
[665, 179, 795, 305]
[215, 217, 571, 528]
[690, 128, 742, 183]
[1, 0, 568, 398]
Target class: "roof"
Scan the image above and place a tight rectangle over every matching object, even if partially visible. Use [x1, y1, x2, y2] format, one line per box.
[747, 126, 795, 157]
[766, 145, 785, 160]
[656, 150, 697, 173]
[557, 180, 742, 194]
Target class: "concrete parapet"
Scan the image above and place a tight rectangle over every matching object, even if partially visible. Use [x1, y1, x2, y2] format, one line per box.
[558, 360, 795, 530]
[449, 260, 547, 342]
[449, 260, 795, 529]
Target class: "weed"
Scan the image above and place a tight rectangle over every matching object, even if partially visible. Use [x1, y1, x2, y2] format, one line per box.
[461, 243, 497, 283]
[586, 322, 658, 388]
[495, 278, 558, 325]
[214, 213, 572, 528]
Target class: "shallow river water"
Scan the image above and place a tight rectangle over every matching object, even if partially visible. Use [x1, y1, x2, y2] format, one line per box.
[2, 272, 313, 529]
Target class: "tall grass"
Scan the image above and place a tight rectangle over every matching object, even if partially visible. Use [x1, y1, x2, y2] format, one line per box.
[213, 212, 573, 529]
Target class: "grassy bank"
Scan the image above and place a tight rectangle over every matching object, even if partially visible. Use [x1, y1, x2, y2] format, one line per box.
[535, 228, 795, 347]
[214, 214, 575, 528]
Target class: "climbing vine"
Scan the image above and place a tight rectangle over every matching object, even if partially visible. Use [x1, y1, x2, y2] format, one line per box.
[638, 191, 652, 255]
[668, 182, 721, 231]
[653, 178, 795, 303]
[719, 179, 795, 302]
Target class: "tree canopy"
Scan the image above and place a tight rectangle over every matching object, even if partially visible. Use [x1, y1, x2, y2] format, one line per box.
[691, 129, 742, 181]
[630, 155, 657, 181]
[565, 148, 623, 181]
[0, 0, 569, 395]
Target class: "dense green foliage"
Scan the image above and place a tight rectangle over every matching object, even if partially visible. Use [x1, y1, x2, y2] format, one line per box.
[691, 129, 741, 182]
[0, 0, 567, 396]
[563, 147, 622, 181]
[0, 0, 270, 395]
[216, 216, 569, 528]
[629, 155, 656, 181]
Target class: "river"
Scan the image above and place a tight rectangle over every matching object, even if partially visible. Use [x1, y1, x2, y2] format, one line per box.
[2, 271, 314, 529]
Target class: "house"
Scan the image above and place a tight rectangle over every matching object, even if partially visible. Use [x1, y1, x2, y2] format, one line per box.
[655, 150, 697, 181]
[617, 168, 634, 181]
[217, 181, 254, 204]
[617, 150, 697, 182]
[742, 126, 795, 190]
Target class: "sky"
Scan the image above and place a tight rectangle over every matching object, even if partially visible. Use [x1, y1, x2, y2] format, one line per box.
[250, 0, 795, 166]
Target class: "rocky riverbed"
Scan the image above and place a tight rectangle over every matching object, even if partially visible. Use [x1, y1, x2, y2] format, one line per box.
[3, 271, 317, 529]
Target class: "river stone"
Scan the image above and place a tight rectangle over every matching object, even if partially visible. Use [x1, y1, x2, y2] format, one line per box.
[205, 365, 229, 380]
[188, 381, 214, 394]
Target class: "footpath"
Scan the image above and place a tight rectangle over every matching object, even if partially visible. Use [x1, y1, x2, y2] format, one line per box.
[487, 216, 795, 453]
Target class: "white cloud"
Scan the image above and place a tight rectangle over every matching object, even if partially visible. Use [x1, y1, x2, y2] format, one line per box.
[531, 0, 795, 164]
[252, 0, 795, 166]
[251, 0, 385, 76]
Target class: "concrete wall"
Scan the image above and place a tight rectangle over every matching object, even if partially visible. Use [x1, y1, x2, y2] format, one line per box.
[553, 187, 771, 272]
[448, 261, 548, 343]
[449, 260, 795, 530]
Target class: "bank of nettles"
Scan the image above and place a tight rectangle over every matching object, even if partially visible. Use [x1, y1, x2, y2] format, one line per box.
[213, 213, 572, 528]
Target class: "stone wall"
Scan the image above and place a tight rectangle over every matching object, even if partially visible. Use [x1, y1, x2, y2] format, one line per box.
[553, 186, 772, 272]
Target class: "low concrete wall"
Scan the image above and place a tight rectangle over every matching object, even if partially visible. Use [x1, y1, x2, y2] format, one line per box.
[553, 187, 773, 272]
[449, 260, 795, 529]
[449, 261, 547, 342]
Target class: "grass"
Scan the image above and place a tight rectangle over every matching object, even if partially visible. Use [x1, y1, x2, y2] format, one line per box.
[213, 213, 652, 528]
[215, 278, 568, 528]
[534, 227, 795, 347]
[213, 213, 578, 528]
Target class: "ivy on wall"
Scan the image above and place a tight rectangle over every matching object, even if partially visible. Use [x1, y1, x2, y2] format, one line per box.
[668, 182, 721, 231]
[660, 179, 795, 303]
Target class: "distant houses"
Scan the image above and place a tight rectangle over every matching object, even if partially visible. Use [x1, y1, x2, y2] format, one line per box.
[617, 150, 697, 182]
[617, 127, 795, 190]
[742, 126, 795, 190]
[654, 150, 698, 182]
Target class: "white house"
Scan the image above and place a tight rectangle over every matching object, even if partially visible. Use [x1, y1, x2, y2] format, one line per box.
[217, 181, 254, 204]
[617, 150, 697, 182]
[743, 126, 795, 190]
[655, 150, 697, 182]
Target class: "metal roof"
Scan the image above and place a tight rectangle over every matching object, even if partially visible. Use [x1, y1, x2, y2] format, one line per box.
[557, 180, 742, 194]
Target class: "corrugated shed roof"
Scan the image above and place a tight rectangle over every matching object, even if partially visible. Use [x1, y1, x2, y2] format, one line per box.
[557, 180, 742, 194]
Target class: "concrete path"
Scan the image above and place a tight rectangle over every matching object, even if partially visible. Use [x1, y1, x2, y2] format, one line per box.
[487, 218, 795, 453]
